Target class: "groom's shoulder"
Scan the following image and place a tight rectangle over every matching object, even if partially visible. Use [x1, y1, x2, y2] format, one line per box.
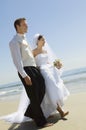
[9, 34, 18, 46]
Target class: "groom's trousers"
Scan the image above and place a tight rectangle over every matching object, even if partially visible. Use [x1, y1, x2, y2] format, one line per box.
[18, 66, 47, 127]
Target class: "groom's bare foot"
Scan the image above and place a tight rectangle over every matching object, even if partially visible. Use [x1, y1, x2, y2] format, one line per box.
[43, 122, 54, 128]
[48, 115, 54, 119]
[60, 111, 69, 118]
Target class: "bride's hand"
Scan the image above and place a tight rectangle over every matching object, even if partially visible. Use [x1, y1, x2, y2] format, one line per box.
[24, 76, 32, 86]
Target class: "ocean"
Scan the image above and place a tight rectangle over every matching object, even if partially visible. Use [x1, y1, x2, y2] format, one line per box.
[0, 67, 86, 100]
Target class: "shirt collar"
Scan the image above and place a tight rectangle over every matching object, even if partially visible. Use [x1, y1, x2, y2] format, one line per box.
[17, 33, 26, 39]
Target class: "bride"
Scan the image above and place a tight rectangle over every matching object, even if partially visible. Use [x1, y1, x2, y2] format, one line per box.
[32, 34, 70, 117]
[0, 34, 70, 123]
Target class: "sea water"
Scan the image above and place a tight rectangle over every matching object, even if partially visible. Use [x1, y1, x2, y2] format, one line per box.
[0, 67, 86, 100]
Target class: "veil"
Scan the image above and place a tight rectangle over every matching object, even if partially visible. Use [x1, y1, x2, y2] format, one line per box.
[31, 33, 57, 64]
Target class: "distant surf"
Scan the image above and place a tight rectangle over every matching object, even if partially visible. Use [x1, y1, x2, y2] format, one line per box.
[0, 67, 86, 100]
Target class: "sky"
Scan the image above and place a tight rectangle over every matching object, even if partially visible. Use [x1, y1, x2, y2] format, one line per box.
[0, 0, 86, 85]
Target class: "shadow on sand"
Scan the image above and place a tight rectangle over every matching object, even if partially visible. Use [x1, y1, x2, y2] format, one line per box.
[8, 113, 68, 130]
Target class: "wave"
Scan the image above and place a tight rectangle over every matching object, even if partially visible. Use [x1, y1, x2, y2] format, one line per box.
[0, 82, 23, 99]
[63, 67, 86, 77]
[0, 81, 22, 89]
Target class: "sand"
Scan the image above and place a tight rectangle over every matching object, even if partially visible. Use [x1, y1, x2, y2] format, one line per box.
[0, 92, 86, 130]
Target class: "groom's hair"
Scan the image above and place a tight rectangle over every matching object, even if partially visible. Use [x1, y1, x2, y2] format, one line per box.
[14, 18, 26, 31]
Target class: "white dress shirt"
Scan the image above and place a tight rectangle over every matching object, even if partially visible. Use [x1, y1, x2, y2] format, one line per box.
[9, 33, 36, 78]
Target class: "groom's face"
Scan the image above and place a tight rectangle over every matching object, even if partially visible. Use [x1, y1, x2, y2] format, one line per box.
[17, 20, 28, 34]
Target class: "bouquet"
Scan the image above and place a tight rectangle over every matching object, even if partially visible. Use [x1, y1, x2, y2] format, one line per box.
[53, 59, 63, 69]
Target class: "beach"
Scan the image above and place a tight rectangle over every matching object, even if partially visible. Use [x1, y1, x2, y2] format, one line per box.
[0, 92, 86, 130]
[0, 67, 86, 130]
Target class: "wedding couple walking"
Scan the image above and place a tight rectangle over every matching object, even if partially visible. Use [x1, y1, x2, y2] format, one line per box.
[0, 18, 70, 128]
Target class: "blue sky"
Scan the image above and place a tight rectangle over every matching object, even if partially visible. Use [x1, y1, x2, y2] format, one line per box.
[0, 0, 86, 84]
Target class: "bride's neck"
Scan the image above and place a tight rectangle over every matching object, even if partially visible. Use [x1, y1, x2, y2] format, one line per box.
[37, 46, 43, 50]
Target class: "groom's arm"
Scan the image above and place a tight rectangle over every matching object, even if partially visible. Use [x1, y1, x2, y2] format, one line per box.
[9, 40, 32, 86]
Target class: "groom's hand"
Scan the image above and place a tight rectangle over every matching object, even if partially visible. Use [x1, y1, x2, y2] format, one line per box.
[24, 76, 32, 86]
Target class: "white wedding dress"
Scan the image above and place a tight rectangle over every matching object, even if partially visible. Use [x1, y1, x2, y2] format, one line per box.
[0, 53, 70, 123]
[35, 53, 70, 108]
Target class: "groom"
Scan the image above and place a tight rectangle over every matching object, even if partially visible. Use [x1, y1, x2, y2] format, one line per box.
[9, 18, 53, 127]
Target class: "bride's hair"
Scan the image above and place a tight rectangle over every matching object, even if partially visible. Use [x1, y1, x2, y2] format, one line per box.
[38, 35, 43, 40]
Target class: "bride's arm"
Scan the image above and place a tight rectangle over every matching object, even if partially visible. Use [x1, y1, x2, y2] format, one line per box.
[32, 49, 38, 57]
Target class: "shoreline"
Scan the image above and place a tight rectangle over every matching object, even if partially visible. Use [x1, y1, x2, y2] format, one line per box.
[0, 92, 86, 130]
[0, 90, 86, 102]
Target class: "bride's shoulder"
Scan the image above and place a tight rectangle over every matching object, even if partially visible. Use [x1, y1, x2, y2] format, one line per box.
[33, 48, 47, 57]
[42, 50, 47, 53]
[32, 48, 39, 57]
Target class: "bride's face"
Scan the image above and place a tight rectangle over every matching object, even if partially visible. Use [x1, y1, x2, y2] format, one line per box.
[37, 37, 45, 47]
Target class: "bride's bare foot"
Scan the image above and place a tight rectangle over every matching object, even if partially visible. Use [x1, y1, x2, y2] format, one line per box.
[57, 104, 69, 118]
[60, 111, 69, 118]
